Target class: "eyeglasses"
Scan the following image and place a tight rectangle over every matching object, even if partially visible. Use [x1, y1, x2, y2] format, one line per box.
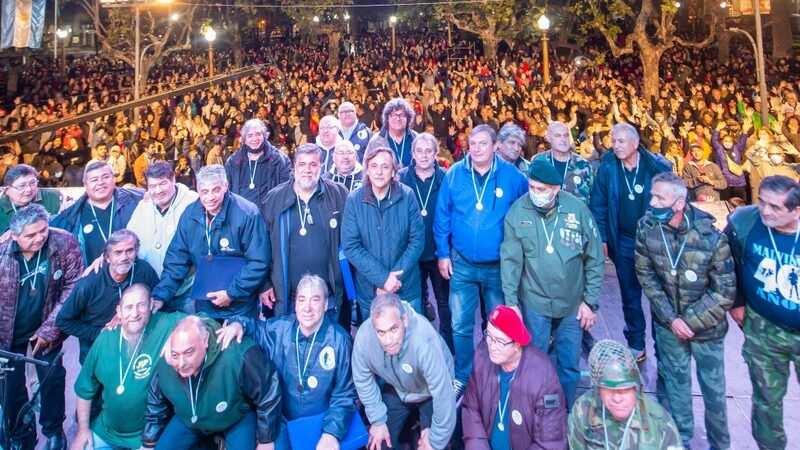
[389, 112, 407, 120]
[483, 330, 514, 347]
[10, 180, 38, 191]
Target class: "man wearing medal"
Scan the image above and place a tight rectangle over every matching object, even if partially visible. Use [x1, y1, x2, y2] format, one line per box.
[533, 121, 594, 204]
[495, 122, 530, 174]
[152, 164, 270, 320]
[338, 101, 372, 162]
[726, 175, 800, 450]
[0, 204, 83, 450]
[462, 305, 567, 450]
[634, 172, 734, 450]
[434, 124, 528, 400]
[568, 340, 682, 449]
[51, 161, 142, 265]
[141, 315, 281, 450]
[325, 140, 364, 192]
[501, 158, 603, 408]
[398, 132, 452, 350]
[71, 284, 191, 450]
[0, 164, 60, 234]
[215, 275, 357, 450]
[589, 123, 670, 362]
[224, 118, 291, 213]
[57, 230, 160, 363]
[315, 115, 342, 174]
[260, 144, 349, 322]
[371, 98, 418, 167]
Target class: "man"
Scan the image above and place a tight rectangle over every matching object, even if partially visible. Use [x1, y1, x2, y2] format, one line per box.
[52, 160, 142, 262]
[462, 305, 567, 450]
[260, 144, 349, 319]
[141, 316, 281, 449]
[325, 140, 364, 192]
[434, 124, 528, 397]
[534, 121, 595, 204]
[71, 284, 188, 450]
[398, 133, 452, 350]
[152, 164, 270, 320]
[371, 98, 418, 167]
[338, 101, 372, 161]
[635, 172, 734, 449]
[589, 123, 670, 361]
[744, 145, 800, 202]
[215, 275, 357, 450]
[500, 158, 603, 407]
[495, 122, 529, 173]
[0, 204, 83, 450]
[315, 115, 342, 173]
[0, 164, 60, 234]
[224, 118, 291, 210]
[134, 141, 159, 188]
[683, 144, 728, 201]
[57, 230, 160, 362]
[342, 145, 425, 318]
[710, 124, 748, 200]
[726, 175, 800, 450]
[568, 340, 682, 449]
[352, 293, 456, 450]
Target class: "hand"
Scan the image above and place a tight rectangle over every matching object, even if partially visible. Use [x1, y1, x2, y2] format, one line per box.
[70, 427, 93, 450]
[260, 288, 276, 309]
[438, 258, 453, 280]
[729, 306, 745, 327]
[577, 303, 597, 330]
[368, 423, 392, 450]
[670, 318, 695, 340]
[207, 290, 232, 308]
[0, 230, 11, 244]
[316, 433, 340, 450]
[417, 429, 434, 450]
[103, 313, 121, 331]
[215, 322, 243, 350]
[383, 270, 403, 293]
[30, 335, 52, 355]
[81, 256, 105, 278]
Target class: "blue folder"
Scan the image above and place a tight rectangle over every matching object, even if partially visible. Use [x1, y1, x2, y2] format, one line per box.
[287, 412, 368, 450]
[190, 255, 247, 300]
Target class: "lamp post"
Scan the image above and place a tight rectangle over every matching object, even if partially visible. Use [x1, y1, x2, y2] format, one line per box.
[728, 1, 768, 126]
[344, 12, 350, 34]
[389, 15, 397, 53]
[54, 0, 59, 61]
[205, 27, 216, 78]
[56, 28, 69, 74]
[537, 14, 550, 85]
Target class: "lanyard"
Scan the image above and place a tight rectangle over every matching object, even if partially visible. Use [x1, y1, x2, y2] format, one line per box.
[115, 263, 136, 299]
[116, 329, 144, 395]
[767, 221, 800, 279]
[470, 156, 496, 210]
[151, 192, 178, 250]
[414, 173, 435, 216]
[248, 159, 259, 189]
[549, 153, 571, 188]
[539, 208, 560, 254]
[658, 215, 690, 277]
[619, 158, 640, 199]
[602, 404, 636, 450]
[89, 198, 116, 243]
[389, 132, 406, 164]
[188, 358, 206, 424]
[496, 370, 516, 431]
[19, 249, 43, 290]
[296, 195, 313, 236]
[295, 326, 319, 390]
[204, 213, 217, 257]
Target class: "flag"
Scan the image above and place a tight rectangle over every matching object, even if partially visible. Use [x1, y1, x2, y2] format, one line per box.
[1, 0, 46, 49]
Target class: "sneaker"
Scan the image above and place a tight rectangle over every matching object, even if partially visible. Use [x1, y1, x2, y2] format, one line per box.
[631, 348, 646, 363]
[453, 379, 466, 406]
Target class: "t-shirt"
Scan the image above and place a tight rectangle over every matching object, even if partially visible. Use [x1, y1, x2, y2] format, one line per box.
[552, 157, 568, 185]
[287, 192, 332, 296]
[13, 246, 48, 349]
[489, 370, 514, 450]
[617, 165, 646, 239]
[742, 221, 800, 330]
[80, 202, 113, 263]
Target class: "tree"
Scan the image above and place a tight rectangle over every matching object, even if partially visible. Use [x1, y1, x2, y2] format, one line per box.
[79, 0, 197, 98]
[281, 0, 352, 70]
[435, 0, 531, 61]
[573, 0, 717, 99]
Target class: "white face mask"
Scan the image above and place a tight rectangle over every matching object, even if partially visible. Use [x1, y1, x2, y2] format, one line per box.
[723, 142, 733, 150]
[770, 154, 785, 165]
[529, 189, 556, 208]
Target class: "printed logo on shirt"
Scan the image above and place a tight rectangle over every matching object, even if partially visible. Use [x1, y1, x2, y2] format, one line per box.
[133, 354, 154, 379]
[751, 243, 800, 306]
[357, 129, 368, 140]
[564, 213, 580, 230]
[319, 346, 336, 371]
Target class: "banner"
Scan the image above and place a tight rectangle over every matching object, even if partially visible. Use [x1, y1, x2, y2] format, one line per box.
[1, 0, 46, 49]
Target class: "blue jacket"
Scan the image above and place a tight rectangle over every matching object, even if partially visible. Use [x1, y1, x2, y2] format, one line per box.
[152, 192, 270, 319]
[398, 163, 446, 262]
[340, 121, 372, 162]
[341, 181, 425, 307]
[235, 315, 357, 441]
[51, 187, 142, 265]
[589, 147, 671, 256]
[434, 155, 528, 263]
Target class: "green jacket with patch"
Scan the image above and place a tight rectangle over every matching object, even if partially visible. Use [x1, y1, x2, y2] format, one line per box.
[634, 206, 736, 341]
[501, 191, 605, 318]
[0, 189, 61, 233]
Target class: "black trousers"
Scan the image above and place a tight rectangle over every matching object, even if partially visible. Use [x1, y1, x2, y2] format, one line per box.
[381, 385, 433, 450]
[419, 259, 453, 352]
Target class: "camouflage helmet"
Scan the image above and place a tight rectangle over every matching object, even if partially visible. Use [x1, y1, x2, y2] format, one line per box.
[588, 340, 641, 390]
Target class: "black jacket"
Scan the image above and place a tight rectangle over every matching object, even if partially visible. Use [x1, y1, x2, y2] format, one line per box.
[398, 163, 446, 262]
[224, 142, 291, 208]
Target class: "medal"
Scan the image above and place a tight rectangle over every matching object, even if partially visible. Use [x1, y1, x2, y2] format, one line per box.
[495, 187, 504, 198]
[155, 243, 162, 250]
[628, 193, 635, 201]
[297, 383, 304, 393]
[546, 245, 554, 254]
[249, 182, 255, 190]
[573, 175, 582, 185]
[83, 223, 94, 234]
[307, 375, 318, 389]
[634, 184, 644, 194]
[30, 287, 37, 293]
[116, 385, 125, 395]
[206, 255, 213, 262]
[497, 423, 505, 431]
[476, 202, 484, 211]
[670, 269, 677, 276]
[685, 270, 698, 282]
[191, 415, 198, 424]
[299, 228, 307, 236]
[421, 209, 428, 217]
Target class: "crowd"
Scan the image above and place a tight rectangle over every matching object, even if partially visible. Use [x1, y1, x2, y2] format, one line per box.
[0, 28, 798, 450]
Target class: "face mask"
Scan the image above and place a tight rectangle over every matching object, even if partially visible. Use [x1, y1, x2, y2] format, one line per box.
[529, 190, 556, 209]
[723, 143, 733, 150]
[770, 154, 784, 165]
[648, 205, 675, 224]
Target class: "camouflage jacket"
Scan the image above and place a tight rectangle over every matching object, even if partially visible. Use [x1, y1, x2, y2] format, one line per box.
[532, 150, 594, 204]
[568, 390, 683, 450]
[634, 206, 736, 341]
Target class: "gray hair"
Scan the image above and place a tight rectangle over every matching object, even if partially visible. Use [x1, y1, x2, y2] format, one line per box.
[294, 143, 324, 164]
[412, 132, 439, 155]
[337, 101, 357, 115]
[362, 145, 400, 187]
[497, 122, 526, 144]
[334, 140, 356, 154]
[120, 283, 152, 306]
[652, 172, 688, 201]
[3, 164, 38, 187]
[319, 115, 341, 131]
[9, 204, 49, 235]
[83, 161, 114, 182]
[545, 121, 569, 138]
[370, 293, 406, 321]
[295, 274, 330, 301]
[173, 315, 210, 342]
[469, 124, 497, 144]
[240, 118, 268, 138]
[380, 98, 415, 133]
[104, 229, 140, 257]
[196, 164, 228, 188]
[611, 122, 640, 144]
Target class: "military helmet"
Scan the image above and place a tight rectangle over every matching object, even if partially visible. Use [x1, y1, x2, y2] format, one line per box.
[588, 339, 641, 390]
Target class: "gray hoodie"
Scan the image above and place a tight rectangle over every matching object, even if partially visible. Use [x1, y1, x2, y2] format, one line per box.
[352, 302, 456, 450]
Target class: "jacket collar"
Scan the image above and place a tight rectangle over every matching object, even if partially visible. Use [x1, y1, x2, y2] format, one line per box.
[363, 180, 400, 205]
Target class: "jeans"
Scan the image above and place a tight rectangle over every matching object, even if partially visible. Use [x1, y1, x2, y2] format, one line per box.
[610, 236, 646, 352]
[420, 259, 453, 352]
[449, 252, 504, 384]
[3, 342, 65, 446]
[92, 431, 129, 450]
[522, 308, 582, 408]
[154, 412, 257, 450]
[382, 385, 433, 450]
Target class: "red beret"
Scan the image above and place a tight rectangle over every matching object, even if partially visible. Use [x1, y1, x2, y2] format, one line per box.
[489, 306, 531, 346]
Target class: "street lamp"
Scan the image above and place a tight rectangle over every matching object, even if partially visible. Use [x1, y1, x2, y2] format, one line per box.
[169, 12, 180, 22]
[56, 28, 69, 74]
[312, 15, 320, 23]
[537, 14, 550, 85]
[344, 12, 350, 34]
[204, 26, 216, 78]
[389, 15, 397, 53]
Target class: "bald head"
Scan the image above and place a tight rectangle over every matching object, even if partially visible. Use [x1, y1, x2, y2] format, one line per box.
[167, 316, 210, 378]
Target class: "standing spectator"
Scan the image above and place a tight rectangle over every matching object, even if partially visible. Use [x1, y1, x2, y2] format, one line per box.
[683, 144, 728, 201]
[338, 101, 372, 161]
[372, 98, 418, 167]
[711, 123, 749, 201]
[534, 121, 595, 204]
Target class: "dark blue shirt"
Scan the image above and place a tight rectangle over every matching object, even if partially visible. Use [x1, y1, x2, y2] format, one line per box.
[489, 369, 514, 450]
[13, 244, 48, 349]
[617, 164, 646, 239]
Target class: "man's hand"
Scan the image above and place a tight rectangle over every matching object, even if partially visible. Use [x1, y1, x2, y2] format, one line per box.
[30, 334, 52, 355]
[383, 270, 403, 293]
[316, 433, 340, 450]
[256, 443, 275, 450]
[70, 427, 93, 450]
[0, 230, 11, 244]
[368, 423, 392, 450]
[671, 318, 695, 340]
[438, 258, 453, 280]
[215, 322, 244, 350]
[417, 429, 434, 450]
[508, 305, 523, 319]
[207, 290, 232, 308]
[81, 255, 105, 278]
[577, 303, 597, 330]
[729, 306, 745, 327]
[260, 288, 276, 309]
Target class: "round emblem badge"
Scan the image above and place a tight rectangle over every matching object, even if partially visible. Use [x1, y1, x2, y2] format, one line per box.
[495, 187, 504, 198]
[634, 184, 644, 194]
[216, 401, 228, 413]
[357, 129, 368, 140]
[401, 363, 413, 374]
[573, 175, 582, 185]
[329, 218, 338, 229]
[685, 270, 698, 282]
[511, 410, 523, 425]
[307, 376, 319, 389]
[319, 346, 336, 371]
[219, 238, 230, 248]
[83, 224, 94, 234]
[53, 269, 63, 281]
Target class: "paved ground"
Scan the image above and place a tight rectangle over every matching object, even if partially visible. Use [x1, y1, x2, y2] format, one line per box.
[31, 262, 800, 449]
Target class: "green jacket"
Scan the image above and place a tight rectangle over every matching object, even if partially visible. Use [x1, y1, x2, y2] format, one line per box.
[501, 191, 605, 318]
[532, 151, 594, 204]
[568, 390, 683, 449]
[634, 207, 736, 341]
[0, 189, 61, 233]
